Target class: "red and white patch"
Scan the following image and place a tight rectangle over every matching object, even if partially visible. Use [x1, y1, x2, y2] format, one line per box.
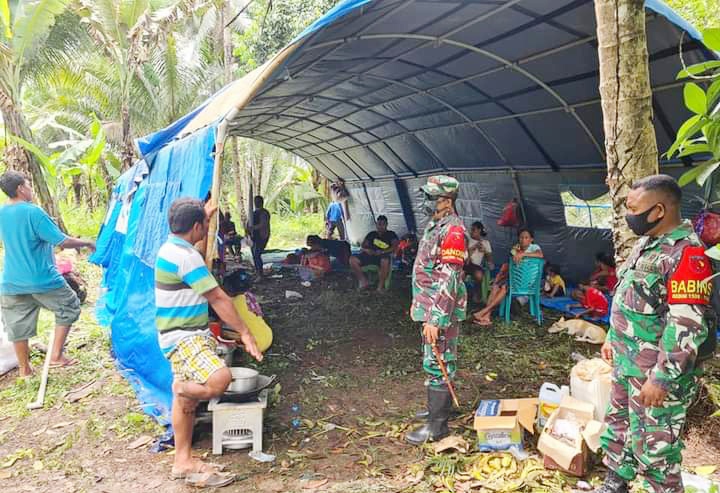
[667, 246, 713, 305]
[440, 225, 466, 265]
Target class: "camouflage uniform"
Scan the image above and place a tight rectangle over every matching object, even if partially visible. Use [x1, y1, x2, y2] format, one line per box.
[411, 213, 467, 387]
[601, 221, 711, 493]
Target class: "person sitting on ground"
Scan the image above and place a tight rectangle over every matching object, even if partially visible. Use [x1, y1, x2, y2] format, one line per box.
[300, 235, 332, 280]
[571, 252, 618, 300]
[349, 215, 399, 291]
[155, 197, 262, 487]
[569, 282, 609, 319]
[543, 263, 565, 298]
[464, 221, 493, 302]
[0, 171, 96, 378]
[311, 235, 351, 267]
[396, 233, 419, 273]
[472, 228, 543, 326]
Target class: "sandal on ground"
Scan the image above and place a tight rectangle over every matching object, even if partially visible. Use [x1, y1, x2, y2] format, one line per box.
[472, 318, 492, 327]
[49, 358, 78, 369]
[171, 462, 226, 480]
[185, 471, 234, 488]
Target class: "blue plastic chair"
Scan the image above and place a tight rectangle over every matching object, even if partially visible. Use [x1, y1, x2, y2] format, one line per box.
[500, 257, 545, 325]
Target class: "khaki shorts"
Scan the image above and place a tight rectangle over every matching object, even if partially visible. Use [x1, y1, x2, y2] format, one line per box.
[167, 334, 226, 384]
[1, 284, 81, 342]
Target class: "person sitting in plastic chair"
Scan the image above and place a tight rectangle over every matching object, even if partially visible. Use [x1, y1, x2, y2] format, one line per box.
[349, 215, 398, 292]
[471, 228, 543, 326]
[464, 221, 493, 303]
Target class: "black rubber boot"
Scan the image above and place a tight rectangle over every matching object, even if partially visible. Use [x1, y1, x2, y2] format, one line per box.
[593, 470, 628, 493]
[405, 386, 451, 445]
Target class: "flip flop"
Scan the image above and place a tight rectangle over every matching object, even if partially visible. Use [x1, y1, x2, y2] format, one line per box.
[185, 471, 234, 488]
[171, 462, 226, 480]
[49, 358, 78, 369]
[472, 318, 492, 327]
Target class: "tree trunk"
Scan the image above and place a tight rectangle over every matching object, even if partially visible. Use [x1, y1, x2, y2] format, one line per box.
[72, 175, 83, 207]
[232, 139, 248, 225]
[120, 102, 134, 171]
[221, 3, 246, 226]
[595, 0, 659, 263]
[1, 105, 67, 232]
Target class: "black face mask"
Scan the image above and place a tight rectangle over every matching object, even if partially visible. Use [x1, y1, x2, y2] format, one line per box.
[625, 204, 662, 236]
[421, 193, 439, 217]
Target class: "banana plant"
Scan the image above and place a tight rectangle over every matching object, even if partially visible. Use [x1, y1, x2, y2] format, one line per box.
[7, 116, 118, 207]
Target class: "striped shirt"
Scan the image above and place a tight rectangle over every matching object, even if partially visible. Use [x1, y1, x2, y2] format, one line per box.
[155, 235, 218, 351]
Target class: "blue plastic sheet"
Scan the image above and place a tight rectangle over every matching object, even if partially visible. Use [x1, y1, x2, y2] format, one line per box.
[91, 125, 217, 424]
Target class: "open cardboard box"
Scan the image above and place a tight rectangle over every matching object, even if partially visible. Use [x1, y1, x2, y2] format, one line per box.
[537, 396, 605, 477]
[474, 398, 537, 452]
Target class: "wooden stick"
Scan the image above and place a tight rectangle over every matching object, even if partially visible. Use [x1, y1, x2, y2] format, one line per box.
[431, 343, 460, 408]
[205, 139, 225, 268]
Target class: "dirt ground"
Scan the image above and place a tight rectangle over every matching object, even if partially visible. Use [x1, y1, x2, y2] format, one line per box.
[1, 258, 719, 492]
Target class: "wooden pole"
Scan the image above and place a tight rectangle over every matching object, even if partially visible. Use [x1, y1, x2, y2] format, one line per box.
[205, 134, 226, 268]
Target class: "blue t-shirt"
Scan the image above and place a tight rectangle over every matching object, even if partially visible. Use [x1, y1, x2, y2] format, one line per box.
[326, 202, 343, 222]
[0, 202, 67, 295]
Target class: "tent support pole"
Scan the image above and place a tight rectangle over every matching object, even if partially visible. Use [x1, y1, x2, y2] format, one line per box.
[511, 171, 528, 226]
[205, 120, 230, 268]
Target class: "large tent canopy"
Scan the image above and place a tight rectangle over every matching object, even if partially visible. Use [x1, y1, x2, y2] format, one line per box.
[93, 0, 717, 421]
[138, 0, 717, 272]
[145, 0, 712, 180]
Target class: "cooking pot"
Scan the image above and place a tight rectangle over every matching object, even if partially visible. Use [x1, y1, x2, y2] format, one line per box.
[228, 367, 259, 393]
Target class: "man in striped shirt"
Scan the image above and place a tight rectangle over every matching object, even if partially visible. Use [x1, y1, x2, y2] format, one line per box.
[155, 197, 261, 486]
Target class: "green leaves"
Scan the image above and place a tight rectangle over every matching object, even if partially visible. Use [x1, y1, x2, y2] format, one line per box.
[684, 82, 707, 115]
[679, 161, 720, 187]
[677, 61, 720, 80]
[703, 28, 720, 52]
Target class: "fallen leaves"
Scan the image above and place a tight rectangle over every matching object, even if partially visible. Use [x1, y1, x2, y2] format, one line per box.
[695, 465, 718, 477]
[65, 379, 103, 403]
[51, 421, 73, 429]
[127, 435, 153, 450]
[302, 478, 328, 489]
[433, 435, 468, 454]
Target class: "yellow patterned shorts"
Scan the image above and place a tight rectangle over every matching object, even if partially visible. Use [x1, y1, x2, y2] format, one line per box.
[168, 335, 226, 384]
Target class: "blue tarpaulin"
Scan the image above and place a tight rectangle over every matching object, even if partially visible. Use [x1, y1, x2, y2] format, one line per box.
[91, 125, 216, 423]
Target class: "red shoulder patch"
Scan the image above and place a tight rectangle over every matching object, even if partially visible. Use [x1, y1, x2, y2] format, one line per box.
[667, 246, 713, 305]
[440, 225, 466, 265]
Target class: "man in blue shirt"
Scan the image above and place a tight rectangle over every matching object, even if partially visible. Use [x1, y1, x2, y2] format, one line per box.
[0, 171, 95, 378]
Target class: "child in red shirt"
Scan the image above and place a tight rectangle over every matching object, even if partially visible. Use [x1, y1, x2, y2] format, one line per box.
[569, 283, 609, 318]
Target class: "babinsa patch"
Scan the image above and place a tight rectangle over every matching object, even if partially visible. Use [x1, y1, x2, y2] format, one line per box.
[667, 246, 713, 304]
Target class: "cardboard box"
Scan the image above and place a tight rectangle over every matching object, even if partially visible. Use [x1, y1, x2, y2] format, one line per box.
[537, 396, 605, 477]
[474, 398, 537, 453]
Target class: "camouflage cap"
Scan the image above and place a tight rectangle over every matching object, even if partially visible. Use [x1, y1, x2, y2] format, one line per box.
[420, 175, 460, 197]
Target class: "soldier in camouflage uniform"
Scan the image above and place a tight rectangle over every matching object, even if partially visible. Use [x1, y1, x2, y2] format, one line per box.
[406, 176, 467, 446]
[597, 175, 713, 493]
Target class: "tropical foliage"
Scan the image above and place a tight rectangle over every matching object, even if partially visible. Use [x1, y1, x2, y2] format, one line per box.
[667, 28, 720, 187]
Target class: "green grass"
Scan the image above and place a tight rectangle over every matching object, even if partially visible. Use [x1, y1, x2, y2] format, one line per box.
[267, 212, 325, 250]
[59, 202, 105, 238]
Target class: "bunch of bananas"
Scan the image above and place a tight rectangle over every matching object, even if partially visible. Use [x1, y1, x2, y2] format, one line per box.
[453, 454, 564, 492]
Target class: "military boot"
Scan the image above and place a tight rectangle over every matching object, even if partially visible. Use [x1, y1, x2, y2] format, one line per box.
[593, 470, 628, 493]
[405, 386, 451, 445]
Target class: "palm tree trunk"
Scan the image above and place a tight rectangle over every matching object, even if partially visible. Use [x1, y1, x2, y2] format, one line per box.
[1, 104, 66, 232]
[120, 102, 134, 171]
[595, 0, 659, 262]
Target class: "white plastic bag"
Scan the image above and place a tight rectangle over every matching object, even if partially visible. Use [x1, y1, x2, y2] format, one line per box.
[570, 358, 612, 421]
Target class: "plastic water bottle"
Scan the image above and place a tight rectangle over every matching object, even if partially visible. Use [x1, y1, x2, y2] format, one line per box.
[290, 403, 302, 430]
